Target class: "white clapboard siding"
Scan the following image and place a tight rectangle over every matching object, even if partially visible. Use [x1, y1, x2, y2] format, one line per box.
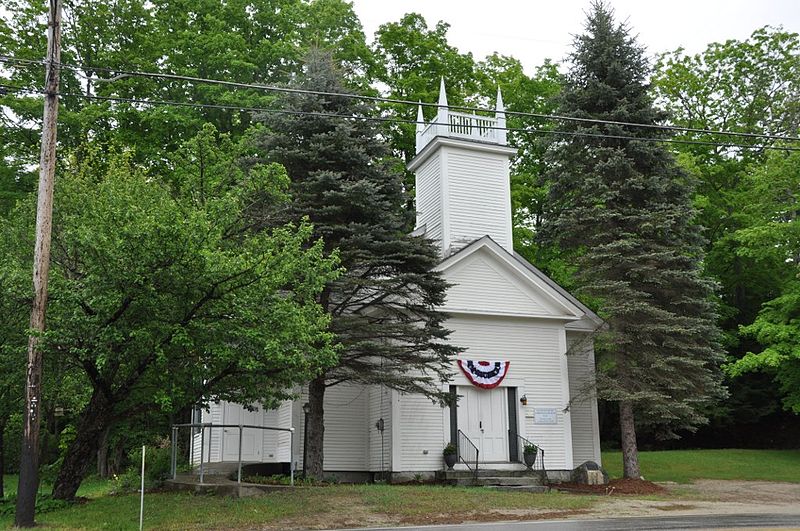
[448, 315, 572, 469]
[567, 333, 601, 465]
[260, 407, 280, 462]
[208, 402, 223, 462]
[444, 146, 512, 251]
[291, 393, 306, 470]
[321, 384, 369, 470]
[415, 151, 442, 247]
[367, 385, 392, 472]
[443, 248, 560, 317]
[275, 401, 293, 463]
[398, 391, 447, 472]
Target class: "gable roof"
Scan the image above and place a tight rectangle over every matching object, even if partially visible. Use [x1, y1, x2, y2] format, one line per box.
[436, 236, 603, 330]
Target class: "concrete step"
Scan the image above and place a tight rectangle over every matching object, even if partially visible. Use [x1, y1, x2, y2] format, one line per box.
[463, 476, 544, 487]
[436, 468, 539, 480]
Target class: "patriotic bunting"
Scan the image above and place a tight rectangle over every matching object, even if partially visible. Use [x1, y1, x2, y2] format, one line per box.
[458, 359, 510, 389]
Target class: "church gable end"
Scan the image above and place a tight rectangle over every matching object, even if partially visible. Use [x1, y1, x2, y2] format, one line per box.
[438, 242, 582, 320]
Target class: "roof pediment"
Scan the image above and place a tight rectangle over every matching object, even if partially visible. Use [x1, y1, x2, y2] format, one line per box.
[435, 237, 601, 328]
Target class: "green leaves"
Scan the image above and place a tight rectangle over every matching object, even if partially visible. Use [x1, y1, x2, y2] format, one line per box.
[0, 125, 339, 418]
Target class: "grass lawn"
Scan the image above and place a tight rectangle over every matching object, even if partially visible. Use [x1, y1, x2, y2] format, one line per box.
[0, 483, 596, 530]
[602, 449, 800, 483]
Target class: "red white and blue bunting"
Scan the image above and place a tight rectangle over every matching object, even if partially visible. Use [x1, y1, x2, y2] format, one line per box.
[458, 360, 510, 389]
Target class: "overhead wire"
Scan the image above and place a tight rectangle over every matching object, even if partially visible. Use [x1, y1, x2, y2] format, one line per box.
[2, 54, 800, 144]
[1, 82, 799, 152]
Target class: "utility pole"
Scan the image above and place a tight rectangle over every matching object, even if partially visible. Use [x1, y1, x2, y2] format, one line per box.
[15, 0, 62, 526]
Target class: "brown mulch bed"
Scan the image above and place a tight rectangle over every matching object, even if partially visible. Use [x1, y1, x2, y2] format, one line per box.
[556, 478, 667, 496]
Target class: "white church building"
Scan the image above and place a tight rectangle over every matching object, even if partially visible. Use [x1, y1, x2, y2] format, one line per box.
[192, 81, 602, 481]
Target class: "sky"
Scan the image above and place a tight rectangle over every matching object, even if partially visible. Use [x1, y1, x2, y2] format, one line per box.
[351, 0, 800, 72]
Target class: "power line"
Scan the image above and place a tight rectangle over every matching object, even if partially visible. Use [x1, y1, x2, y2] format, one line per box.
[2, 82, 799, 153]
[2, 54, 799, 144]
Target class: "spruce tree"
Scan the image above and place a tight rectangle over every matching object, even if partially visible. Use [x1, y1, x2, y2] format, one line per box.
[542, 2, 726, 478]
[254, 51, 456, 480]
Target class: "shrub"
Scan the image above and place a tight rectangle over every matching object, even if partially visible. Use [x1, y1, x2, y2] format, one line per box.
[0, 494, 71, 516]
[112, 445, 173, 493]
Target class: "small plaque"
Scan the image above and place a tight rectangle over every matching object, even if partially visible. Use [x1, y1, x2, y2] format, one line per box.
[533, 408, 558, 425]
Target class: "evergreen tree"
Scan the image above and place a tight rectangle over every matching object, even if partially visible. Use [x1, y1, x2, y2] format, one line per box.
[541, 2, 726, 478]
[254, 51, 456, 480]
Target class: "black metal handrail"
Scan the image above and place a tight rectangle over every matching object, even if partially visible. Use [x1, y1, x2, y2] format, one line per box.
[456, 429, 479, 480]
[509, 430, 547, 482]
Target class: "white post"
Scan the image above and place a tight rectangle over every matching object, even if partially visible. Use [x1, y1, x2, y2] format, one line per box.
[437, 77, 449, 138]
[415, 102, 425, 153]
[139, 445, 145, 531]
[495, 86, 507, 145]
[289, 428, 295, 486]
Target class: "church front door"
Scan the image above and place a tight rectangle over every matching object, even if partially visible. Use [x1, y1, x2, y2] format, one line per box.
[457, 386, 508, 462]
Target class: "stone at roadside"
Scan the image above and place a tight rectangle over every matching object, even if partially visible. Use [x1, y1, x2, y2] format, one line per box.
[571, 461, 610, 485]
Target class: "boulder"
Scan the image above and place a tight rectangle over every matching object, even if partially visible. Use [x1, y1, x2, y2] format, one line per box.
[571, 461, 609, 485]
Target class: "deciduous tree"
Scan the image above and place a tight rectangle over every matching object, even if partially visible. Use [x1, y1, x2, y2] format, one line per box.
[0, 125, 339, 500]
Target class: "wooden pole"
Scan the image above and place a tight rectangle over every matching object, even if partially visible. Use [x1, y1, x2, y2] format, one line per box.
[15, 0, 62, 526]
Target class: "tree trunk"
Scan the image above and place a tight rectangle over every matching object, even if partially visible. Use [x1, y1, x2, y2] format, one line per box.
[52, 392, 112, 500]
[96, 426, 110, 478]
[619, 401, 641, 479]
[305, 376, 326, 481]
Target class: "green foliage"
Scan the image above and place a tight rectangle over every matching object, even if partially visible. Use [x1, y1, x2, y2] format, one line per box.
[523, 443, 538, 455]
[0, 125, 340, 499]
[112, 445, 173, 493]
[0, 493, 70, 517]
[0, 0, 374, 178]
[244, 474, 320, 486]
[728, 150, 800, 412]
[542, 1, 726, 438]
[442, 443, 456, 456]
[653, 27, 800, 418]
[372, 13, 479, 165]
[653, 26, 800, 332]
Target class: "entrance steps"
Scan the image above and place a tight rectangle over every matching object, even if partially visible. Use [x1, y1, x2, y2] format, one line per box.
[435, 468, 549, 492]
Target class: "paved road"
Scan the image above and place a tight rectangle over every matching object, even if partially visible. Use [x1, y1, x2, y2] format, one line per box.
[337, 513, 800, 530]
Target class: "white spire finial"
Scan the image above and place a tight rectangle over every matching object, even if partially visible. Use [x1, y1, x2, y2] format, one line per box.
[416, 101, 425, 133]
[495, 86, 505, 114]
[495, 86, 507, 145]
[438, 76, 448, 108]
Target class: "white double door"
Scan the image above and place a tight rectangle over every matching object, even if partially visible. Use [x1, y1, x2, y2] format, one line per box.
[458, 386, 509, 462]
[222, 402, 264, 461]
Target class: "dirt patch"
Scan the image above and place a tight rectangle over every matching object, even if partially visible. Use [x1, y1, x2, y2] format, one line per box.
[680, 480, 800, 504]
[654, 504, 697, 511]
[557, 478, 666, 496]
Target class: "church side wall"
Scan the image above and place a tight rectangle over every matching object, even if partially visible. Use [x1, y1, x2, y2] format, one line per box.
[276, 401, 293, 463]
[566, 332, 602, 465]
[397, 391, 448, 472]
[320, 383, 370, 471]
[367, 385, 392, 473]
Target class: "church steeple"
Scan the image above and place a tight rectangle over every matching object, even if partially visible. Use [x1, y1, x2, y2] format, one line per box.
[409, 81, 516, 256]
